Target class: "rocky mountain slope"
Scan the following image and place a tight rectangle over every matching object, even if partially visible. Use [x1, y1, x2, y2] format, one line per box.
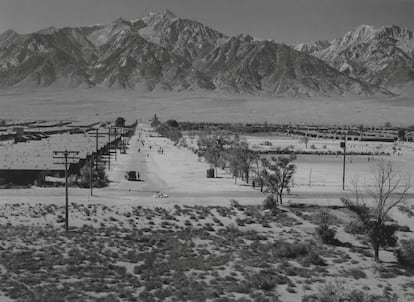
[0, 10, 398, 96]
[200, 35, 375, 96]
[296, 25, 414, 93]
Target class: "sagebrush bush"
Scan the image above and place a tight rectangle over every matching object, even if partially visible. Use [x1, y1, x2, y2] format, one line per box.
[315, 208, 337, 244]
[302, 281, 398, 302]
[250, 269, 289, 290]
[316, 226, 336, 245]
[263, 194, 278, 213]
[345, 220, 366, 235]
[272, 241, 309, 259]
[395, 239, 414, 268]
[340, 267, 367, 280]
[303, 251, 327, 267]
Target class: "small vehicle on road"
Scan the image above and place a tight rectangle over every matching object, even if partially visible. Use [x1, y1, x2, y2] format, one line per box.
[125, 171, 140, 181]
[152, 191, 168, 198]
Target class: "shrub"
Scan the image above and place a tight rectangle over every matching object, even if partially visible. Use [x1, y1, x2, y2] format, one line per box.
[303, 251, 327, 266]
[345, 220, 366, 235]
[250, 269, 289, 290]
[263, 195, 278, 213]
[316, 227, 336, 245]
[315, 208, 336, 244]
[302, 281, 397, 302]
[272, 241, 309, 259]
[340, 267, 367, 280]
[395, 239, 414, 268]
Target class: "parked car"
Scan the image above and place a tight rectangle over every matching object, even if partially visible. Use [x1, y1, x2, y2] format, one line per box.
[125, 171, 139, 181]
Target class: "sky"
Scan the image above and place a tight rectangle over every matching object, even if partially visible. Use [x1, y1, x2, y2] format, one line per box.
[0, 0, 414, 44]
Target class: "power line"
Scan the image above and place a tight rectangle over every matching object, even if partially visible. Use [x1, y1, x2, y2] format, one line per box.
[88, 128, 109, 171]
[53, 150, 79, 232]
[89, 153, 93, 197]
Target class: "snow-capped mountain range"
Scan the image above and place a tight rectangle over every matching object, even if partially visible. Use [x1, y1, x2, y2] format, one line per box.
[0, 9, 412, 97]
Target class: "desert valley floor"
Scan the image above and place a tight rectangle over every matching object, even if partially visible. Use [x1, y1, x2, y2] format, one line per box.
[1, 91, 414, 301]
[2, 88, 414, 126]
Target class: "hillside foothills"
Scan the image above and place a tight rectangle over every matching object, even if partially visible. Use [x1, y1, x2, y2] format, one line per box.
[0, 9, 401, 97]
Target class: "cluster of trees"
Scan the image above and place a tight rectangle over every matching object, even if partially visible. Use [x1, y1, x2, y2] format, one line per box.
[151, 114, 182, 145]
[178, 121, 288, 134]
[199, 134, 413, 265]
[115, 117, 126, 128]
[79, 161, 109, 188]
[198, 134, 296, 205]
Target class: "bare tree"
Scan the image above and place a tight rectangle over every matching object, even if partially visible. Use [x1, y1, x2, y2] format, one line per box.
[341, 159, 411, 262]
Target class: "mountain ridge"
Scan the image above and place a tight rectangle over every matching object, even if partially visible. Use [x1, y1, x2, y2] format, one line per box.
[0, 10, 407, 97]
[295, 24, 414, 93]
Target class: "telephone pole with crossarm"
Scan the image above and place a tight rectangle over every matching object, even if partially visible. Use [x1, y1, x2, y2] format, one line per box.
[53, 150, 79, 232]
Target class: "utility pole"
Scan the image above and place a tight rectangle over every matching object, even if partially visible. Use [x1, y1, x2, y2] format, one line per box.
[341, 132, 347, 190]
[89, 155, 93, 196]
[88, 128, 110, 171]
[309, 168, 312, 187]
[108, 128, 111, 171]
[53, 150, 79, 232]
[94, 128, 98, 170]
[114, 128, 117, 161]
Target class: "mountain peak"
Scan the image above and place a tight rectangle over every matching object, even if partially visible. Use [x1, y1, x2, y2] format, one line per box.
[0, 29, 19, 39]
[0, 29, 21, 47]
[111, 17, 131, 28]
[37, 26, 59, 35]
[342, 24, 377, 43]
[160, 9, 176, 18]
[355, 24, 376, 31]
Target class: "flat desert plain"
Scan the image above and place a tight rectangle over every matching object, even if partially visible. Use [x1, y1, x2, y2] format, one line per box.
[1, 123, 414, 301]
[1, 90, 414, 301]
[1, 88, 414, 126]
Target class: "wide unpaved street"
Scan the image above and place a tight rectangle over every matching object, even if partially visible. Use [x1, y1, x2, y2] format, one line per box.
[3, 122, 414, 209]
[0, 123, 264, 207]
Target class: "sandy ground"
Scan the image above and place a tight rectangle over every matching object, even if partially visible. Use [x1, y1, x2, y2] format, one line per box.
[1, 88, 414, 126]
[2, 123, 414, 210]
[1, 122, 413, 233]
[1, 123, 414, 301]
[0, 123, 264, 208]
[242, 135, 414, 194]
